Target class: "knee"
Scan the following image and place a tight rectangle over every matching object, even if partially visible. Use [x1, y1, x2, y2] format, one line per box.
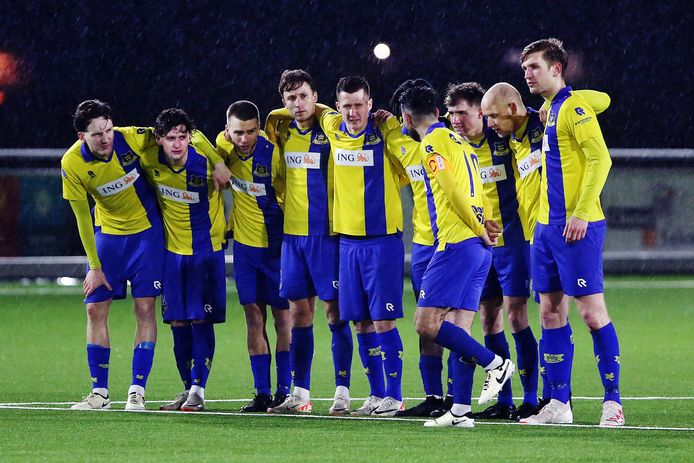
[414, 314, 438, 340]
[86, 303, 108, 323]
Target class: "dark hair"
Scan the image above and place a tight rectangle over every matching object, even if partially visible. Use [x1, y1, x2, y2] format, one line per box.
[226, 100, 260, 122]
[521, 38, 568, 77]
[335, 75, 370, 99]
[444, 82, 486, 108]
[399, 85, 439, 118]
[73, 99, 112, 132]
[154, 108, 195, 137]
[278, 69, 316, 95]
[390, 78, 436, 117]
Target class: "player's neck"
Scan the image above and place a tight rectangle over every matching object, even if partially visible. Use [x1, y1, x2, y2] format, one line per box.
[415, 116, 440, 139]
[295, 115, 315, 130]
[542, 80, 566, 101]
[169, 153, 188, 168]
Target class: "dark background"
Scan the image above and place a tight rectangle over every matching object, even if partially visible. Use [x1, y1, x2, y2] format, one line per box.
[0, 0, 692, 149]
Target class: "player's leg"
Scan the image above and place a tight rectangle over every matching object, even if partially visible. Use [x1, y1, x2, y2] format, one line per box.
[270, 306, 292, 408]
[161, 320, 193, 411]
[506, 295, 540, 419]
[323, 298, 353, 415]
[241, 303, 273, 412]
[125, 296, 156, 411]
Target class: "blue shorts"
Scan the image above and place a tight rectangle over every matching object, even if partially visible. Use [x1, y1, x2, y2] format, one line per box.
[86, 225, 165, 304]
[339, 234, 404, 322]
[280, 234, 339, 301]
[411, 243, 435, 301]
[161, 249, 226, 323]
[480, 242, 531, 301]
[417, 238, 492, 311]
[234, 241, 289, 309]
[532, 221, 606, 297]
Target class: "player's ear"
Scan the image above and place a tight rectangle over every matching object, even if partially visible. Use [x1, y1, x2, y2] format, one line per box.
[155, 135, 163, 146]
[77, 132, 85, 141]
[367, 99, 373, 111]
[434, 107, 440, 118]
[312, 91, 318, 102]
[509, 102, 517, 116]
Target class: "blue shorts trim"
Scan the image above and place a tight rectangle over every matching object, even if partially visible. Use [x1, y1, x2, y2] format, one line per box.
[161, 249, 226, 323]
[481, 242, 531, 300]
[417, 238, 492, 311]
[280, 234, 339, 301]
[339, 234, 404, 322]
[234, 241, 289, 309]
[532, 221, 605, 297]
[411, 243, 435, 300]
[85, 225, 165, 304]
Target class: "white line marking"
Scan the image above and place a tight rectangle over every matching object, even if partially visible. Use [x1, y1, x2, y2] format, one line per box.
[604, 280, 694, 289]
[0, 404, 691, 432]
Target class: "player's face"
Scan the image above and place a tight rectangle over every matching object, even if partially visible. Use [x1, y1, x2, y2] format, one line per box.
[157, 125, 191, 166]
[482, 100, 515, 137]
[226, 117, 260, 155]
[283, 82, 317, 124]
[79, 117, 114, 159]
[447, 100, 483, 139]
[336, 89, 372, 133]
[522, 51, 561, 96]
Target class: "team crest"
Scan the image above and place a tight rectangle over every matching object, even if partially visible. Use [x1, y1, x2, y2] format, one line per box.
[530, 127, 543, 143]
[188, 175, 205, 187]
[312, 132, 328, 145]
[493, 142, 511, 156]
[121, 150, 139, 166]
[364, 133, 382, 146]
[253, 164, 270, 177]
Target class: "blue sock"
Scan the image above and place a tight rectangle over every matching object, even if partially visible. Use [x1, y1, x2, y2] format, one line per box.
[171, 325, 193, 390]
[542, 323, 574, 403]
[512, 327, 539, 406]
[250, 354, 272, 396]
[291, 326, 314, 391]
[275, 350, 291, 396]
[356, 332, 385, 398]
[446, 351, 454, 397]
[378, 328, 403, 401]
[191, 323, 215, 389]
[485, 332, 514, 406]
[434, 321, 495, 367]
[591, 322, 621, 404]
[539, 337, 550, 400]
[329, 322, 353, 388]
[131, 341, 155, 389]
[86, 344, 110, 392]
[451, 357, 475, 407]
[419, 355, 443, 397]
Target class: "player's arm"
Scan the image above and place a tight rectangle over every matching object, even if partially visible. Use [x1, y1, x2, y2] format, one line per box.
[69, 199, 112, 296]
[564, 103, 612, 242]
[271, 144, 286, 210]
[574, 90, 611, 115]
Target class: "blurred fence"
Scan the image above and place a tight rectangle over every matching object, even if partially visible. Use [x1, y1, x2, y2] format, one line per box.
[1, 148, 693, 278]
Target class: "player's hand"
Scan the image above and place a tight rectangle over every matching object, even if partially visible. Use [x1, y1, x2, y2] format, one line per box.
[539, 108, 548, 124]
[212, 162, 231, 191]
[563, 215, 588, 243]
[485, 219, 501, 240]
[83, 268, 112, 297]
[481, 229, 497, 246]
[373, 109, 394, 126]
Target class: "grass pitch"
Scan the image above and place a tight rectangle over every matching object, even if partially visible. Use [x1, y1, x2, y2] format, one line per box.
[0, 276, 692, 462]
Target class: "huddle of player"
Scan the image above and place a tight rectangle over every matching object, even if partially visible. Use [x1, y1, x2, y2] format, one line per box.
[62, 38, 624, 428]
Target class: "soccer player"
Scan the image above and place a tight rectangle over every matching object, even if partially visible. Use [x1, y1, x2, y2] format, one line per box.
[62, 100, 163, 411]
[518, 38, 623, 426]
[399, 84, 515, 429]
[216, 101, 292, 412]
[264, 70, 354, 415]
[140, 108, 228, 412]
[445, 83, 538, 420]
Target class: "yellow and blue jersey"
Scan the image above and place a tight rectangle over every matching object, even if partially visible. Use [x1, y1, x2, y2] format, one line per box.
[318, 111, 403, 236]
[422, 123, 485, 250]
[389, 125, 435, 246]
[271, 119, 333, 236]
[467, 122, 528, 246]
[140, 136, 225, 255]
[540, 86, 610, 225]
[216, 132, 285, 249]
[509, 107, 544, 237]
[61, 126, 160, 235]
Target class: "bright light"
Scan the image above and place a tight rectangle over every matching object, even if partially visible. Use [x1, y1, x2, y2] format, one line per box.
[373, 43, 391, 60]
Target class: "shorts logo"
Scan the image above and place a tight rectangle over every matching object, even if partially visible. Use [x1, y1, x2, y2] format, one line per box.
[231, 177, 267, 197]
[157, 184, 200, 204]
[332, 280, 339, 289]
[419, 290, 425, 299]
[285, 152, 321, 169]
[479, 165, 508, 183]
[253, 164, 270, 177]
[518, 149, 542, 179]
[406, 164, 426, 182]
[577, 278, 587, 288]
[334, 149, 374, 167]
[153, 281, 161, 290]
[385, 303, 394, 311]
[204, 304, 212, 313]
[96, 170, 140, 197]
